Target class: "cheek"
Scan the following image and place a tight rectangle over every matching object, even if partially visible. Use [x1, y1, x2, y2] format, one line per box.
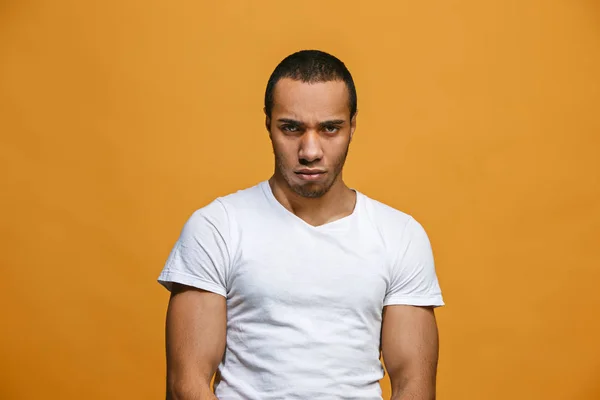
[325, 138, 350, 159]
[272, 138, 297, 163]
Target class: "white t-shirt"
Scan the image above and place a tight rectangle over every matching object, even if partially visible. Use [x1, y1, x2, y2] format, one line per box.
[158, 180, 444, 400]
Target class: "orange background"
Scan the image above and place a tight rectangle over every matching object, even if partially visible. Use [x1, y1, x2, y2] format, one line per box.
[1, 1, 599, 399]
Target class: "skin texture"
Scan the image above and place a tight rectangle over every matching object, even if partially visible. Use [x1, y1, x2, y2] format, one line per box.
[382, 306, 440, 400]
[164, 77, 440, 399]
[165, 284, 225, 400]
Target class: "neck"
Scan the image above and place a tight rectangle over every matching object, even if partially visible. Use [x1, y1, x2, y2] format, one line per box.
[268, 173, 356, 227]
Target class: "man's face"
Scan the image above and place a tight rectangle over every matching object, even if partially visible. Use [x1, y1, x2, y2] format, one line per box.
[267, 78, 356, 198]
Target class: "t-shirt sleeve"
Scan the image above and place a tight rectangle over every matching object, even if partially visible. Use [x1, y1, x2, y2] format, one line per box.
[157, 199, 231, 297]
[383, 217, 445, 307]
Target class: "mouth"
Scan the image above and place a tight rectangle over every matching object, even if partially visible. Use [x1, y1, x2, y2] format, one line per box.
[294, 169, 326, 181]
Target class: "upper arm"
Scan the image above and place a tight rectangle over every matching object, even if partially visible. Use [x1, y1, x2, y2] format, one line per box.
[380, 217, 444, 398]
[381, 305, 439, 397]
[165, 283, 226, 394]
[157, 200, 232, 397]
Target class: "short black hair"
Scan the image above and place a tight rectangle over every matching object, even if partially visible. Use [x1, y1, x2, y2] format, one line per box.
[264, 49, 357, 119]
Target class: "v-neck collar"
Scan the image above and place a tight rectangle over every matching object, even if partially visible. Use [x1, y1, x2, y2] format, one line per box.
[260, 180, 361, 232]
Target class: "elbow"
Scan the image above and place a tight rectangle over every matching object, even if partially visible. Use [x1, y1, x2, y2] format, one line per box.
[390, 377, 436, 400]
[166, 380, 213, 400]
[391, 390, 435, 400]
[166, 375, 182, 399]
[166, 382, 187, 400]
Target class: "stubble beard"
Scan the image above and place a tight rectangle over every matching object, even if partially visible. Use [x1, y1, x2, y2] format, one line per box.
[273, 144, 350, 199]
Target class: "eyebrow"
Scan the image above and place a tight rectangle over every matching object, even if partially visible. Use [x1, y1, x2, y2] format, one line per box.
[277, 118, 303, 125]
[276, 118, 346, 125]
[320, 119, 346, 125]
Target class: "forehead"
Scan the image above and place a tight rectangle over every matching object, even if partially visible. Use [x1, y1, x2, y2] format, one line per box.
[271, 78, 350, 120]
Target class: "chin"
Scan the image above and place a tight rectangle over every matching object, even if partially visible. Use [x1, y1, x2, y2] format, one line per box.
[290, 181, 329, 199]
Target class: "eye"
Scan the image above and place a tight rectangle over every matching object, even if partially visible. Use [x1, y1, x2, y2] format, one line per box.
[281, 125, 299, 132]
[323, 125, 340, 134]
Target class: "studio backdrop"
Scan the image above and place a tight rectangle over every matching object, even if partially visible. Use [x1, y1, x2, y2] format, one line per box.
[1, 1, 599, 399]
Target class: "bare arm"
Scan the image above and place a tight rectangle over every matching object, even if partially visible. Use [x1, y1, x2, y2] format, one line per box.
[165, 283, 227, 400]
[381, 305, 439, 400]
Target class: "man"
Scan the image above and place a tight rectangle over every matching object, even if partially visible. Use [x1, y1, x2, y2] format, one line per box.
[158, 50, 444, 400]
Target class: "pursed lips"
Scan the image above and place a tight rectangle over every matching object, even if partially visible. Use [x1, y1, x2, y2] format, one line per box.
[295, 169, 326, 181]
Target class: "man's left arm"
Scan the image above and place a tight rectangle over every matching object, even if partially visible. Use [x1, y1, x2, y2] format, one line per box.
[381, 304, 440, 400]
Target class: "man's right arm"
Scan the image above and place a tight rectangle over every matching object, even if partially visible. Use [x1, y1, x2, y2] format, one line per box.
[165, 283, 226, 400]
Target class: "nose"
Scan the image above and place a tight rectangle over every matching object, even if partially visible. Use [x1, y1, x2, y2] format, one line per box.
[298, 131, 324, 163]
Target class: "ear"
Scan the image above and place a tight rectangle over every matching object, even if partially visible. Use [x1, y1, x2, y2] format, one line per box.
[349, 110, 358, 141]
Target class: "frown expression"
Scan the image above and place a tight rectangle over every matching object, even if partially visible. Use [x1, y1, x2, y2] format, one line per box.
[267, 78, 356, 198]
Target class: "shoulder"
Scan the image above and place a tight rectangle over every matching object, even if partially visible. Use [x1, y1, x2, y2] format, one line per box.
[359, 192, 430, 246]
[360, 192, 414, 231]
[184, 181, 266, 232]
[216, 180, 266, 212]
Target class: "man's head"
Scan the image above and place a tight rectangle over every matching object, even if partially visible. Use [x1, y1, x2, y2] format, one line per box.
[264, 50, 358, 198]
